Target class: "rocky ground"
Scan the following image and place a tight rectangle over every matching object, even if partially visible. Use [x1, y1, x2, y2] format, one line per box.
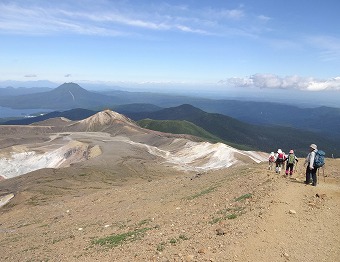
[0, 158, 339, 262]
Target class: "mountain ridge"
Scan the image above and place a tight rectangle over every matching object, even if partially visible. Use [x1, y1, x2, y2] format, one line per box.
[1, 82, 339, 138]
[0, 82, 119, 110]
[126, 104, 340, 157]
[2, 105, 338, 157]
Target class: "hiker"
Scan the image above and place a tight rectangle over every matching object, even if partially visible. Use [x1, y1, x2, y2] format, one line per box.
[285, 150, 298, 177]
[268, 152, 275, 170]
[275, 149, 285, 174]
[305, 144, 318, 186]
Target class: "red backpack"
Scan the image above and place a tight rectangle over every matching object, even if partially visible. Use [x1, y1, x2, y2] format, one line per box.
[277, 153, 284, 162]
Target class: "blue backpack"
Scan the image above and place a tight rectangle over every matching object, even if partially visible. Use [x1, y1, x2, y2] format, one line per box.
[314, 150, 325, 168]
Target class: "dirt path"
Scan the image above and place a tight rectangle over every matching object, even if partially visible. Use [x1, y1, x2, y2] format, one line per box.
[235, 169, 340, 262]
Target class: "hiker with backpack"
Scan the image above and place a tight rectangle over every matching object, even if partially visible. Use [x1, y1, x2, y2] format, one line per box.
[304, 143, 325, 186]
[275, 149, 286, 174]
[285, 150, 298, 177]
[268, 152, 275, 170]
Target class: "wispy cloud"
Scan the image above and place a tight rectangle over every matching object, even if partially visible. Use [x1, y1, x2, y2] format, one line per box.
[219, 74, 340, 91]
[209, 8, 245, 20]
[307, 35, 340, 61]
[257, 15, 271, 22]
[24, 74, 37, 78]
[0, 1, 266, 37]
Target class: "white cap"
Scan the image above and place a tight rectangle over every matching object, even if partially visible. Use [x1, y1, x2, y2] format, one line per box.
[310, 144, 317, 150]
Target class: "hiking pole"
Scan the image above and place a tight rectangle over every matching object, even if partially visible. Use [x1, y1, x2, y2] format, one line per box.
[323, 165, 326, 182]
[295, 162, 298, 173]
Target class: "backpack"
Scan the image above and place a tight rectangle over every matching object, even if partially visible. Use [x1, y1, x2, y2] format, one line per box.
[277, 153, 284, 162]
[314, 150, 325, 168]
[288, 154, 295, 164]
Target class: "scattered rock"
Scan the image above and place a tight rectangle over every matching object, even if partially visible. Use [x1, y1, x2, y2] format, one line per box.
[191, 173, 202, 180]
[198, 248, 207, 254]
[283, 252, 290, 260]
[216, 228, 225, 235]
[185, 255, 195, 261]
[316, 193, 326, 199]
[289, 210, 296, 214]
[308, 202, 316, 207]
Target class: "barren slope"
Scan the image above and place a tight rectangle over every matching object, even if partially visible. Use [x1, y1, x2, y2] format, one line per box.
[0, 110, 266, 179]
[0, 159, 339, 261]
[0, 109, 339, 261]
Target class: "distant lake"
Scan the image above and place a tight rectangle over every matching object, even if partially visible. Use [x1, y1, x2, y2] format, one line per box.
[0, 106, 53, 118]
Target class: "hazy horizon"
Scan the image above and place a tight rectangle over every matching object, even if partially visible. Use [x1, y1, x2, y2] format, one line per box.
[1, 0, 339, 96]
[0, 80, 339, 118]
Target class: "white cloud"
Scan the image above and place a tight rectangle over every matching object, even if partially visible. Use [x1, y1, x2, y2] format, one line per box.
[257, 15, 271, 22]
[219, 74, 340, 91]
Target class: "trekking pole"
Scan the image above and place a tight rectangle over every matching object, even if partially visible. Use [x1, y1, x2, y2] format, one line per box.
[323, 165, 326, 182]
[295, 162, 298, 173]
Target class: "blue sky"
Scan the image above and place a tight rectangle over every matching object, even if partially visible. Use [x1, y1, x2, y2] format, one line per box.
[1, 0, 340, 92]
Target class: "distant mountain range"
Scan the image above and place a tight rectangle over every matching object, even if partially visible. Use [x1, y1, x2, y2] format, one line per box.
[1, 82, 339, 137]
[1, 82, 339, 156]
[3, 108, 96, 125]
[0, 86, 52, 96]
[3, 104, 339, 157]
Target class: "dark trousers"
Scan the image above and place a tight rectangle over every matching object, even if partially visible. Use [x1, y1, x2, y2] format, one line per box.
[306, 166, 318, 186]
[286, 163, 294, 175]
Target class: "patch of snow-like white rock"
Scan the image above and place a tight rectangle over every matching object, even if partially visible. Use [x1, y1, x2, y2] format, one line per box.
[128, 139, 267, 172]
[0, 135, 267, 179]
[0, 141, 95, 179]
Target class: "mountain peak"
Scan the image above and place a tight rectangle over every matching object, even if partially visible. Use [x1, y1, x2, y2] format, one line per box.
[53, 82, 87, 92]
[79, 109, 135, 128]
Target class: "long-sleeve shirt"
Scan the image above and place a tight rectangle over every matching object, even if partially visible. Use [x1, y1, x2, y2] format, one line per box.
[307, 150, 317, 169]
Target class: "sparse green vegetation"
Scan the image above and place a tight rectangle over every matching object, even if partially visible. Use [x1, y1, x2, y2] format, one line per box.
[209, 217, 223, 224]
[209, 206, 246, 224]
[186, 186, 217, 200]
[92, 227, 151, 247]
[234, 193, 252, 202]
[156, 242, 166, 252]
[156, 234, 190, 251]
[179, 234, 189, 240]
[227, 214, 237, 219]
[169, 238, 177, 245]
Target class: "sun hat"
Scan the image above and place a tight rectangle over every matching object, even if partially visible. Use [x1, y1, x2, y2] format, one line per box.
[277, 149, 282, 153]
[310, 144, 317, 150]
[289, 149, 294, 154]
